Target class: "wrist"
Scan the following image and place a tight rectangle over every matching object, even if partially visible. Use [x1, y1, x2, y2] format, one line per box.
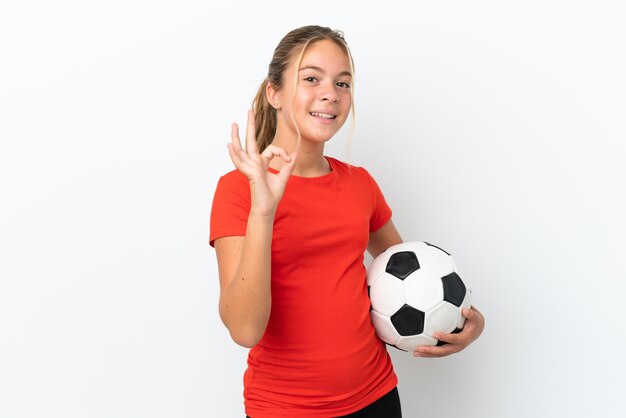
[248, 208, 276, 222]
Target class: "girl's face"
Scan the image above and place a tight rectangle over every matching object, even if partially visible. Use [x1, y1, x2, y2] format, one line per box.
[272, 39, 353, 146]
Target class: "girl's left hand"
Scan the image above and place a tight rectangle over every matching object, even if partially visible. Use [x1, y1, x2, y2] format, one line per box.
[413, 306, 485, 358]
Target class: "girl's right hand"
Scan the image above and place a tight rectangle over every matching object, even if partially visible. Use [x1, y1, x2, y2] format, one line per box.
[227, 110, 297, 216]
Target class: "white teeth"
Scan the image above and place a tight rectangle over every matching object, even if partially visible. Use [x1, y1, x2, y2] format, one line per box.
[310, 112, 335, 119]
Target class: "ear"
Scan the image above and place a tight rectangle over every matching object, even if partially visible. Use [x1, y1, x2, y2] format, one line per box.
[266, 82, 281, 110]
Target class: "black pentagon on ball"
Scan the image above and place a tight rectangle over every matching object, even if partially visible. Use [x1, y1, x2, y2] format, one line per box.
[441, 272, 466, 307]
[385, 251, 420, 279]
[390, 304, 425, 336]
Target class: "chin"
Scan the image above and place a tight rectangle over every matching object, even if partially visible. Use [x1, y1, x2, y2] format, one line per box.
[303, 132, 337, 144]
[304, 126, 344, 142]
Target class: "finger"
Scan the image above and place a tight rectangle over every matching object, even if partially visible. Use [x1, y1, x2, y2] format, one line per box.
[433, 330, 464, 345]
[414, 350, 449, 358]
[227, 143, 242, 167]
[462, 308, 475, 321]
[261, 144, 291, 162]
[414, 349, 442, 358]
[231, 123, 243, 153]
[245, 110, 259, 155]
[414, 344, 459, 358]
[276, 151, 298, 183]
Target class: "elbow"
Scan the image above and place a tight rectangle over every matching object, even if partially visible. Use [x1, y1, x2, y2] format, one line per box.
[219, 309, 267, 348]
[230, 329, 263, 348]
[226, 320, 266, 348]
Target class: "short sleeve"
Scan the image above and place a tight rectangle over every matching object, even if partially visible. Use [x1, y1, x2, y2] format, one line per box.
[363, 169, 393, 233]
[209, 170, 251, 247]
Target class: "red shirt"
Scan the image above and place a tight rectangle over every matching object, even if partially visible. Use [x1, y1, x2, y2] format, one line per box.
[210, 157, 397, 417]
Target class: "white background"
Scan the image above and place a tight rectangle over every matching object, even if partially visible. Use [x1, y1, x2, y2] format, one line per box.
[1, 1, 625, 417]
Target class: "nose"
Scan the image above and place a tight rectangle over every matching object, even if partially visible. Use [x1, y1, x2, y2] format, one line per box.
[320, 82, 339, 103]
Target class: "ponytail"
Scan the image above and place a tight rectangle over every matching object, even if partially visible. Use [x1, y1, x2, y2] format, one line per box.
[252, 79, 277, 153]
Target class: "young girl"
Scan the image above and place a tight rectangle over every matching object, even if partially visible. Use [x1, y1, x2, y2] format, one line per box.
[210, 25, 485, 418]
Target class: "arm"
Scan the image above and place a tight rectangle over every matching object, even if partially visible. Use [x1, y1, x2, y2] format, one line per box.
[367, 219, 404, 259]
[214, 214, 274, 348]
[214, 111, 297, 348]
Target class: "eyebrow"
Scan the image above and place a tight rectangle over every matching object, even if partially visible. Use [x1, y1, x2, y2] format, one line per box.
[299, 65, 352, 77]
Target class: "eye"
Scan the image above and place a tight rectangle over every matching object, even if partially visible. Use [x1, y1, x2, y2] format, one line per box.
[336, 81, 351, 88]
[303, 76, 318, 83]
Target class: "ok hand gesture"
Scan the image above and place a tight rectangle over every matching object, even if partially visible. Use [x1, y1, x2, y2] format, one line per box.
[227, 110, 298, 216]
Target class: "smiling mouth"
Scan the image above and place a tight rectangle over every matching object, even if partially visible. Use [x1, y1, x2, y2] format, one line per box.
[310, 112, 336, 120]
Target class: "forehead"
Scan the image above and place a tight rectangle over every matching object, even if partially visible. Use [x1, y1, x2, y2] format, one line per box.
[295, 39, 351, 74]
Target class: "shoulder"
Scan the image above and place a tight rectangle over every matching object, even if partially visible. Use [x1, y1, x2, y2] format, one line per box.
[214, 169, 250, 194]
[210, 169, 251, 219]
[218, 169, 248, 186]
[210, 170, 250, 247]
[327, 156, 374, 179]
[326, 157, 371, 177]
[212, 169, 250, 206]
[327, 156, 389, 199]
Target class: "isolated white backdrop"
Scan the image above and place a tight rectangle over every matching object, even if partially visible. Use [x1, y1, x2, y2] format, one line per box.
[1, 1, 625, 417]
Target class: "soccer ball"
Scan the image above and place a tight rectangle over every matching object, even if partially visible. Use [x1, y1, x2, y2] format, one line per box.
[366, 241, 472, 352]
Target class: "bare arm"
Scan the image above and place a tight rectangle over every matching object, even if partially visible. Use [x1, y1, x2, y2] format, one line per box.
[367, 219, 404, 259]
[214, 111, 297, 348]
[215, 214, 275, 347]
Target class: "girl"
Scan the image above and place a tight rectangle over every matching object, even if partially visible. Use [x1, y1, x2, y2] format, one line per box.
[210, 25, 485, 418]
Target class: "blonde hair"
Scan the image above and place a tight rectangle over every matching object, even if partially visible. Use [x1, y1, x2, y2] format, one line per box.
[252, 25, 356, 153]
